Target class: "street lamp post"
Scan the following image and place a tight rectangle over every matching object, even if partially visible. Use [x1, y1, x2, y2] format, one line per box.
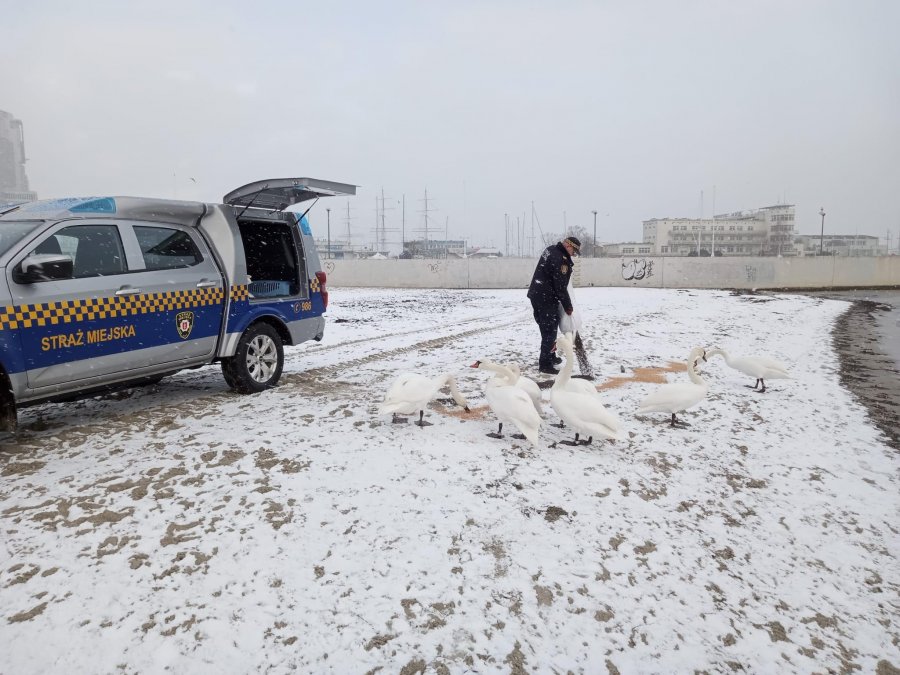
[326, 208, 331, 259]
[819, 207, 826, 255]
[592, 210, 598, 257]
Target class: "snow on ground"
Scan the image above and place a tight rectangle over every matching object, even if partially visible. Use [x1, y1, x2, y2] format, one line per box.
[1, 287, 897, 674]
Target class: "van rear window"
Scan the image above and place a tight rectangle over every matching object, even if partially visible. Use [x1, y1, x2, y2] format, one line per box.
[135, 226, 203, 270]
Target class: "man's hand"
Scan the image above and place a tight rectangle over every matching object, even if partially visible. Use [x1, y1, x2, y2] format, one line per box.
[565, 308, 573, 315]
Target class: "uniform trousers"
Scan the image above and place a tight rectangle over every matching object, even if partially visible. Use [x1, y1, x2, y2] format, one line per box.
[530, 297, 560, 369]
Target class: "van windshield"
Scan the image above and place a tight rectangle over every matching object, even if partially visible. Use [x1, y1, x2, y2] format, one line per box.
[0, 221, 43, 258]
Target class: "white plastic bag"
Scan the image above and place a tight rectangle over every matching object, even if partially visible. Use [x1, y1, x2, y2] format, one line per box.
[557, 279, 582, 335]
[557, 280, 583, 334]
[558, 305, 583, 335]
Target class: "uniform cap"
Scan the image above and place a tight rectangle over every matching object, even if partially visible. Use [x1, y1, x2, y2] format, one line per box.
[563, 237, 581, 254]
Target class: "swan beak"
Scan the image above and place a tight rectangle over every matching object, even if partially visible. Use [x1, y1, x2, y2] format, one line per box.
[464, 406, 471, 412]
[469, 361, 481, 368]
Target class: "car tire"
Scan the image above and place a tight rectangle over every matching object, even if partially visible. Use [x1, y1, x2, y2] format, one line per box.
[221, 323, 284, 394]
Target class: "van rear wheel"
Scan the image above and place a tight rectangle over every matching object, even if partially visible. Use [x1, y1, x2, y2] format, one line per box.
[222, 323, 284, 394]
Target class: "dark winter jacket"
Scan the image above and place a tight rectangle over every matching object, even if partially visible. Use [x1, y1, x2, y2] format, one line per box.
[527, 242, 574, 312]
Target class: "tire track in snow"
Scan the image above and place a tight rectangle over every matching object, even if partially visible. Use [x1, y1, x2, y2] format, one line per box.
[289, 307, 526, 358]
[281, 313, 530, 384]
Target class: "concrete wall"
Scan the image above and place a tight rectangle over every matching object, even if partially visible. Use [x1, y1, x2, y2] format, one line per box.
[323, 256, 900, 290]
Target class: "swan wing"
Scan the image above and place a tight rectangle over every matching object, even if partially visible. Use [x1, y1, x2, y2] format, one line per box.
[551, 389, 622, 440]
[487, 386, 542, 445]
[380, 373, 438, 414]
[563, 378, 597, 395]
[752, 356, 790, 377]
[515, 376, 543, 412]
[637, 383, 707, 414]
[728, 356, 788, 379]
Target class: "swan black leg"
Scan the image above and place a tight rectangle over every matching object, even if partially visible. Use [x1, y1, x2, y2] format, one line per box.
[415, 410, 433, 427]
[560, 432, 580, 446]
[579, 435, 593, 446]
[392, 414, 408, 424]
[551, 420, 566, 429]
[487, 422, 504, 439]
[745, 378, 761, 390]
[511, 431, 527, 439]
[670, 413, 690, 428]
[756, 379, 767, 393]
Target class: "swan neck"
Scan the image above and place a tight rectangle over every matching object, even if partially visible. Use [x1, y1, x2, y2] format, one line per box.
[443, 375, 469, 408]
[555, 341, 574, 388]
[481, 361, 516, 384]
[687, 360, 705, 386]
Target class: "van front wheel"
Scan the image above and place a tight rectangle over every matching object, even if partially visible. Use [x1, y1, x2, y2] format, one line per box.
[222, 323, 284, 394]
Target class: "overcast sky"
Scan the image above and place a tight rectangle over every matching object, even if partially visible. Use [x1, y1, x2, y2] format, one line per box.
[3, 0, 898, 252]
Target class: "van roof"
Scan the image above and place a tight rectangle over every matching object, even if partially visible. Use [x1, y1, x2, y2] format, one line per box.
[0, 196, 209, 227]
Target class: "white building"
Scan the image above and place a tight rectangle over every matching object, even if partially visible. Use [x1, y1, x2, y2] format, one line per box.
[0, 110, 38, 202]
[602, 241, 653, 257]
[794, 234, 887, 257]
[642, 205, 796, 256]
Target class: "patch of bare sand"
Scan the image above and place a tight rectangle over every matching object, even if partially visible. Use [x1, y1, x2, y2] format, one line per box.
[597, 361, 688, 391]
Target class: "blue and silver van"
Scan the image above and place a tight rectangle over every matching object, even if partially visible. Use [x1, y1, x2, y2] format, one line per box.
[0, 177, 355, 431]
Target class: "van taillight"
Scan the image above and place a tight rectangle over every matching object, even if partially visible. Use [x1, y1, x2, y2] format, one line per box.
[316, 271, 328, 309]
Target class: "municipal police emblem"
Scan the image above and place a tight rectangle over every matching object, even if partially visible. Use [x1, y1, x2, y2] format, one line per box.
[561, 264, 569, 274]
[176, 311, 195, 339]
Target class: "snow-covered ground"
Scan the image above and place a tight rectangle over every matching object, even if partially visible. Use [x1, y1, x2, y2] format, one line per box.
[1, 287, 897, 674]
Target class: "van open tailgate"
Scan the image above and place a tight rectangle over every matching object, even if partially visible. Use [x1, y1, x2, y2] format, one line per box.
[223, 177, 356, 212]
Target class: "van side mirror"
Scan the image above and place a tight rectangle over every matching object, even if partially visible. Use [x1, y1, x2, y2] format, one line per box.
[13, 254, 75, 283]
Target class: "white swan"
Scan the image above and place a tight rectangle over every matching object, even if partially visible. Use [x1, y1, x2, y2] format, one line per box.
[636, 347, 708, 428]
[479, 361, 544, 416]
[380, 372, 470, 426]
[470, 361, 542, 446]
[549, 334, 624, 445]
[705, 347, 790, 393]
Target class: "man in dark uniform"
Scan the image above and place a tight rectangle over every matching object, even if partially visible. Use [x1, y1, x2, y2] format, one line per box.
[527, 236, 580, 374]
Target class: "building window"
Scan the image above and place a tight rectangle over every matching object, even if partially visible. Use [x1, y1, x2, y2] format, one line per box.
[623, 247, 634, 254]
[639, 247, 650, 254]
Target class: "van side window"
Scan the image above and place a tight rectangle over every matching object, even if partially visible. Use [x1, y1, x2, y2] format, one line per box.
[134, 226, 203, 270]
[55, 224, 126, 278]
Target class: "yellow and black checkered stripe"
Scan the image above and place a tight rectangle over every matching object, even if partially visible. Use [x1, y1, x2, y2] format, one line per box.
[230, 284, 249, 302]
[0, 286, 240, 331]
[310, 277, 320, 293]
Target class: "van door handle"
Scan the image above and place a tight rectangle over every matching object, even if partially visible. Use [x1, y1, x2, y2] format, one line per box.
[196, 280, 218, 288]
[115, 287, 142, 296]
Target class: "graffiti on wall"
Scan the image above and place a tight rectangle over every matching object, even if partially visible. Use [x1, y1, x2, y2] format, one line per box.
[744, 265, 757, 284]
[622, 258, 654, 281]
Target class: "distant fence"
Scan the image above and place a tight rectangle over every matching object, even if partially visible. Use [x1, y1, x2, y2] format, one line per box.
[323, 256, 900, 290]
